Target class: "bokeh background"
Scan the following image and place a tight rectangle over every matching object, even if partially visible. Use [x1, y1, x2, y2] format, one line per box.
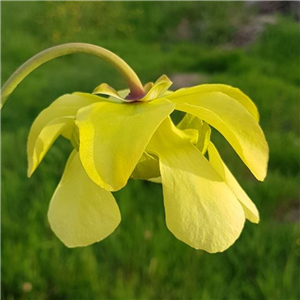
[1, 2, 299, 300]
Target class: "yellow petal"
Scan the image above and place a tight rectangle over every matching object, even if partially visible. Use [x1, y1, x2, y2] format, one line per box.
[131, 152, 160, 180]
[147, 118, 245, 253]
[168, 91, 269, 181]
[177, 114, 211, 154]
[208, 142, 259, 223]
[170, 84, 259, 121]
[140, 75, 173, 101]
[76, 98, 175, 191]
[28, 117, 74, 177]
[48, 150, 121, 248]
[27, 93, 102, 176]
[50, 92, 104, 111]
[29, 93, 102, 142]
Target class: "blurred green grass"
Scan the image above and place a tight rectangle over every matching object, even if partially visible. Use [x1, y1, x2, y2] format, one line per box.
[1, 2, 300, 300]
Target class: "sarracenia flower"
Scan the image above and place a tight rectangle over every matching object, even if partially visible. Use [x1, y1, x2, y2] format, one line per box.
[1, 43, 268, 253]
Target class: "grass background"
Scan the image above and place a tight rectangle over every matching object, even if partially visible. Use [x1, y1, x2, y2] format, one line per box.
[1, 2, 300, 300]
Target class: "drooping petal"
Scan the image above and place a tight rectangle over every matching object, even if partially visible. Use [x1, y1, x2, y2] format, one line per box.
[131, 125, 198, 181]
[27, 93, 103, 176]
[48, 150, 121, 248]
[131, 152, 160, 180]
[177, 114, 211, 154]
[76, 98, 175, 191]
[169, 84, 259, 121]
[49, 92, 105, 116]
[147, 118, 245, 253]
[27, 117, 74, 177]
[208, 142, 259, 223]
[167, 91, 269, 181]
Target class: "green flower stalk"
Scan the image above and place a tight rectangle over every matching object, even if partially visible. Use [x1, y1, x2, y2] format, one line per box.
[1, 43, 269, 253]
[1, 43, 145, 107]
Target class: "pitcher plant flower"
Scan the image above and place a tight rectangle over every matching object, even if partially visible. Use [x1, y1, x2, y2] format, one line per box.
[1, 43, 268, 253]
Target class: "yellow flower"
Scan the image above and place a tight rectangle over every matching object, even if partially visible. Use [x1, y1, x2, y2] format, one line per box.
[1, 44, 269, 253]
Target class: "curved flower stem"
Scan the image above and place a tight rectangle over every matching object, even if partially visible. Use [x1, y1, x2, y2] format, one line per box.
[1, 43, 145, 108]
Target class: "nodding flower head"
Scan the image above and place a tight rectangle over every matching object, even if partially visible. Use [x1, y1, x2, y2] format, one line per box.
[1, 43, 269, 253]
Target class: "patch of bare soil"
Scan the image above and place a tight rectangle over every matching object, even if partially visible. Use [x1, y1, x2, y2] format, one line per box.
[274, 199, 300, 223]
[169, 73, 210, 90]
[233, 14, 277, 47]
